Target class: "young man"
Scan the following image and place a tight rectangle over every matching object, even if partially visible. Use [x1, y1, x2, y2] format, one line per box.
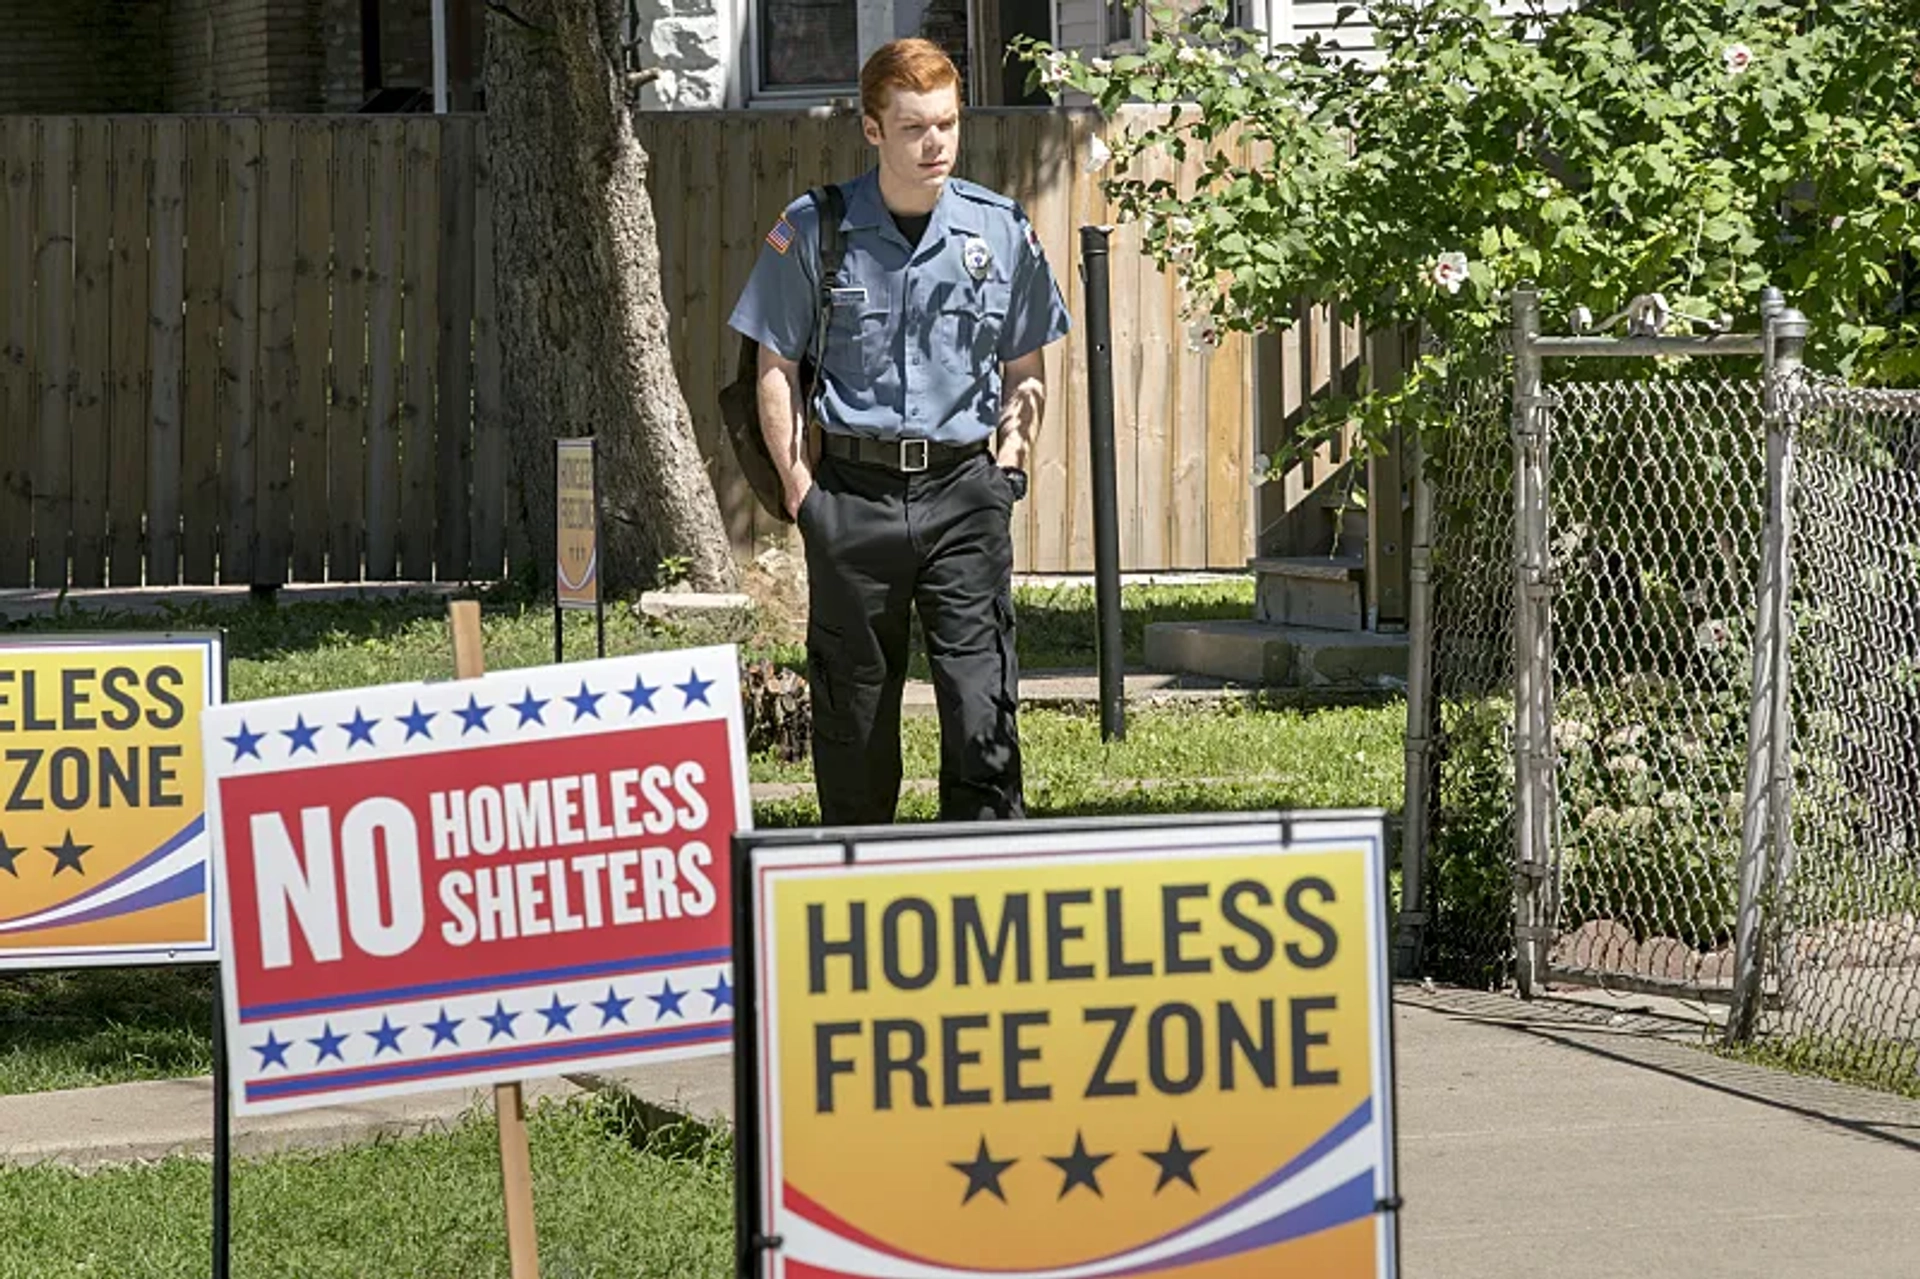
[726, 38, 1072, 827]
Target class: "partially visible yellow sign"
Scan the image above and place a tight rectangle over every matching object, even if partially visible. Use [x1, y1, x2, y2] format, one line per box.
[0, 634, 223, 969]
[556, 437, 599, 609]
[740, 814, 1401, 1279]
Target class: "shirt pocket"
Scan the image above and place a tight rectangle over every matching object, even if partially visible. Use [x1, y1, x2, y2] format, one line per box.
[936, 279, 1009, 377]
[824, 285, 894, 384]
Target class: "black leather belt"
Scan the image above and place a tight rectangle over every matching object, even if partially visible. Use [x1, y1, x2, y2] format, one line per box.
[821, 432, 988, 474]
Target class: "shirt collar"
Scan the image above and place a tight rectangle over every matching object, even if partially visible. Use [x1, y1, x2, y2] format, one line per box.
[843, 169, 984, 252]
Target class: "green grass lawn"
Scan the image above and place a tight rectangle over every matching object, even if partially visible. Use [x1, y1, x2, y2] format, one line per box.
[0, 1093, 734, 1279]
[0, 581, 1405, 1094]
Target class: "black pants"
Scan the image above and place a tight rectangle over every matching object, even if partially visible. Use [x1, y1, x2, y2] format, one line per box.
[796, 445, 1023, 826]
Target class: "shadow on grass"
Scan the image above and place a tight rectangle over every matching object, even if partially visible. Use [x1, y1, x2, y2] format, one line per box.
[5, 577, 1256, 681]
[0, 966, 216, 1094]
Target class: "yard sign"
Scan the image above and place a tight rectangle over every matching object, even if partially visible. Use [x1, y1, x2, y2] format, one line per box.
[202, 644, 751, 1117]
[733, 812, 1401, 1279]
[0, 633, 224, 969]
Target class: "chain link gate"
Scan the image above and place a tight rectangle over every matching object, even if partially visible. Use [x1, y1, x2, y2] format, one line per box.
[1402, 284, 1795, 1005]
[1400, 283, 1920, 1084]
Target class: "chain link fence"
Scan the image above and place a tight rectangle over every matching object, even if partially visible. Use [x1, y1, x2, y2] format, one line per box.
[1537, 374, 1765, 993]
[1403, 296, 1920, 1092]
[1757, 372, 1920, 1084]
[1405, 336, 1517, 990]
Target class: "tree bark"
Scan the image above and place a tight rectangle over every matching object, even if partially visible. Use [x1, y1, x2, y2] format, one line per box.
[485, 0, 737, 594]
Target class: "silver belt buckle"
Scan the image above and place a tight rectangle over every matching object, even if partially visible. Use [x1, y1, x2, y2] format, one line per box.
[899, 438, 929, 473]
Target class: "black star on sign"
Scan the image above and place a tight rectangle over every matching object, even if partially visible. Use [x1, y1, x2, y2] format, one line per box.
[1047, 1129, 1113, 1199]
[1144, 1124, 1209, 1193]
[46, 830, 91, 878]
[0, 831, 23, 878]
[949, 1135, 1017, 1206]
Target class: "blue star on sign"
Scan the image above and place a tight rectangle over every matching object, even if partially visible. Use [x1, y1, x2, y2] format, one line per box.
[226, 722, 264, 762]
[483, 1000, 521, 1042]
[704, 973, 734, 1013]
[367, 1015, 407, 1056]
[621, 674, 659, 714]
[650, 978, 687, 1020]
[539, 993, 578, 1034]
[566, 681, 604, 721]
[309, 1021, 348, 1063]
[340, 708, 380, 748]
[455, 694, 493, 736]
[677, 669, 714, 708]
[594, 986, 633, 1027]
[426, 1007, 463, 1049]
[283, 714, 321, 755]
[511, 687, 549, 727]
[252, 1030, 291, 1071]
[399, 700, 437, 740]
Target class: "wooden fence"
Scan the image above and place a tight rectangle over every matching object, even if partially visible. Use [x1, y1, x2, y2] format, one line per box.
[0, 113, 500, 589]
[0, 108, 1369, 590]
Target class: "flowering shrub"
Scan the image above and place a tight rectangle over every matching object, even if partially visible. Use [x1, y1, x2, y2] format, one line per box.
[1017, 0, 1920, 464]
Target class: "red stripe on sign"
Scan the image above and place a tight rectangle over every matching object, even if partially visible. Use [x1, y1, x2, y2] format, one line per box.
[218, 719, 736, 1011]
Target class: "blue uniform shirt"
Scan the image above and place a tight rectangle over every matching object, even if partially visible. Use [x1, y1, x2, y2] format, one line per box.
[726, 168, 1072, 446]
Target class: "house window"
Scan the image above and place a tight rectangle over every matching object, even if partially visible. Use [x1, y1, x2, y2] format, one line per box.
[758, 0, 861, 90]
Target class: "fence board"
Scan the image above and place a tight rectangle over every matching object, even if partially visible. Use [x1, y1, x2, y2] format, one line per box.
[34, 117, 74, 589]
[400, 118, 441, 581]
[470, 130, 505, 579]
[147, 119, 186, 585]
[107, 118, 151, 586]
[180, 119, 223, 583]
[291, 120, 333, 581]
[435, 117, 475, 581]
[255, 120, 297, 585]
[1133, 139, 1173, 571]
[220, 118, 260, 584]
[363, 118, 405, 580]
[70, 118, 113, 588]
[327, 124, 369, 580]
[0, 119, 31, 586]
[1169, 141, 1209, 568]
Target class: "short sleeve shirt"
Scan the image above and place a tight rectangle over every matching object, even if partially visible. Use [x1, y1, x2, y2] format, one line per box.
[726, 169, 1072, 446]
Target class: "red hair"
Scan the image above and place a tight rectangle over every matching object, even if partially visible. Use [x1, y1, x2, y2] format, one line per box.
[859, 38, 961, 122]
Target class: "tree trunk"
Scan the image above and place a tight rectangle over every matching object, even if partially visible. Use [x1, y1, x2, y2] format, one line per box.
[485, 0, 737, 594]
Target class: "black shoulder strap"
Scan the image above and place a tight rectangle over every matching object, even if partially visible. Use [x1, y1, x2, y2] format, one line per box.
[801, 183, 846, 419]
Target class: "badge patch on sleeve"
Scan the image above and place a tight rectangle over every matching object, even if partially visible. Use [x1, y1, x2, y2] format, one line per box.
[766, 215, 796, 254]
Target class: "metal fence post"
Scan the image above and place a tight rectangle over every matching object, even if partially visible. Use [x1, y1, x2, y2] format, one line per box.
[1080, 225, 1125, 742]
[1728, 300, 1808, 1042]
[1396, 424, 1434, 977]
[1729, 289, 1787, 1040]
[1509, 285, 1550, 996]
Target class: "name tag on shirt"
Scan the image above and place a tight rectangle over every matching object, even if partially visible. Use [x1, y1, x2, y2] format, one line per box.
[830, 287, 867, 308]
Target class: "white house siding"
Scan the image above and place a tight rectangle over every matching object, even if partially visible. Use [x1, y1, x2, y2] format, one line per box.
[1051, 0, 1576, 63]
[629, 0, 737, 109]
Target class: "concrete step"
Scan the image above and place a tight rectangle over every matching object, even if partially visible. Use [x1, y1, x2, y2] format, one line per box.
[1144, 618, 1407, 692]
[1250, 554, 1366, 631]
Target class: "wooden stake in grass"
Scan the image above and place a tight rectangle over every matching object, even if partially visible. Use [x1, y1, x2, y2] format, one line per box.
[448, 599, 542, 1279]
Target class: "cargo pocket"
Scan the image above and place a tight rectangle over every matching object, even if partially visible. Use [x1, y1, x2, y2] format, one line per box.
[806, 621, 856, 745]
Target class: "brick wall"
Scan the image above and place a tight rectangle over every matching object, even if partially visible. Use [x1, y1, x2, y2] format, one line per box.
[0, 0, 170, 112]
[2, 0, 449, 114]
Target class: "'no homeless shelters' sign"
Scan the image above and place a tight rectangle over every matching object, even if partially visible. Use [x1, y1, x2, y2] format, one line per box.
[1, 634, 224, 970]
[734, 812, 1402, 1279]
[201, 645, 751, 1116]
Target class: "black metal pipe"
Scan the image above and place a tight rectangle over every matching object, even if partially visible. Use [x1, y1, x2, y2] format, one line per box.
[211, 970, 231, 1279]
[1080, 225, 1124, 742]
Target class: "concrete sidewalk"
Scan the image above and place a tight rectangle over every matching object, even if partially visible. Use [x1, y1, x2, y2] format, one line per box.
[5, 984, 1916, 1277]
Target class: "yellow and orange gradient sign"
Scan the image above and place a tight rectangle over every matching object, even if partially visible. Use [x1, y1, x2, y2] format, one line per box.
[741, 815, 1400, 1279]
[0, 634, 223, 968]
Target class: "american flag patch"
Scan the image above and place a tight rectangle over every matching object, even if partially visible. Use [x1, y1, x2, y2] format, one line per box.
[766, 215, 795, 254]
